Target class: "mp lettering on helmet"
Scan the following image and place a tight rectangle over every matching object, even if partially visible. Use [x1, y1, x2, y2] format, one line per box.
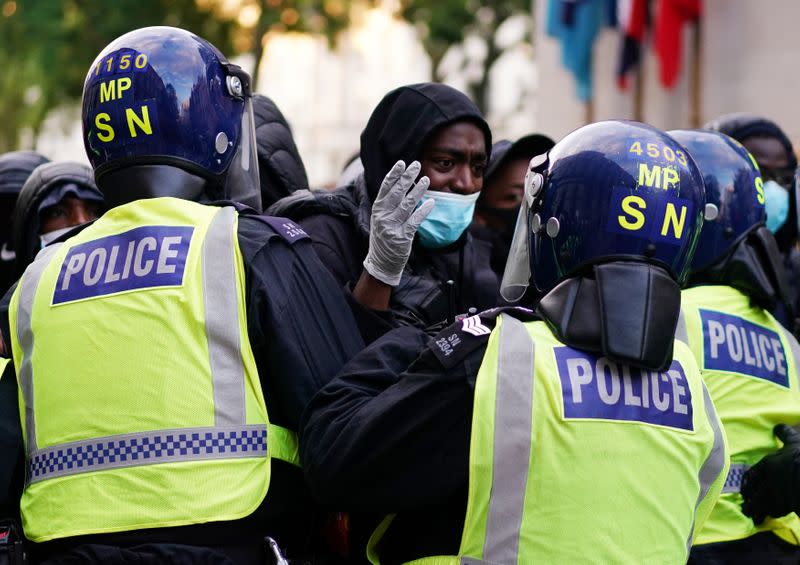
[607, 186, 694, 244]
[555, 346, 694, 431]
[700, 309, 789, 387]
[52, 226, 193, 305]
[88, 49, 158, 146]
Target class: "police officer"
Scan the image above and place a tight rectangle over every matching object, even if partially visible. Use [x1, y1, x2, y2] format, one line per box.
[300, 121, 728, 564]
[0, 27, 364, 564]
[670, 129, 800, 563]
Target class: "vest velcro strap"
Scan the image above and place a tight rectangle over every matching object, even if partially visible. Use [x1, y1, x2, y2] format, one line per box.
[268, 424, 300, 467]
[27, 424, 268, 484]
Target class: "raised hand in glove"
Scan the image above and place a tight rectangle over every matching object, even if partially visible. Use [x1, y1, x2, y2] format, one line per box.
[363, 160, 434, 286]
[741, 424, 800, 524]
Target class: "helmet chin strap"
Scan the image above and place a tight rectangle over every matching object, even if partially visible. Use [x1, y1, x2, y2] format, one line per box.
[537, 261, 681, 371]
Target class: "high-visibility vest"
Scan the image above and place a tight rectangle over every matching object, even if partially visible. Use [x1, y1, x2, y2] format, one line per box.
[9, 197, 299, 543]
[370, 313, 728, 565]
[680, 285, 800, 546]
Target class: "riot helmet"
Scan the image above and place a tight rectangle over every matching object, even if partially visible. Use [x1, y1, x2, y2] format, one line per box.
[81, 26, 260, 211]
[502, 120, 705, 301]
[668, 130, 764, 272]
[671, 129, 792, 313]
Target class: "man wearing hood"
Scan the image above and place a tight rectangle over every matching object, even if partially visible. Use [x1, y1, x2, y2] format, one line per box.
[0, 151, 50, 294]
[11, 161, 105, 272]
[471, 133, 555, 275]
[268, 83, 497, 340]
[705, 113, 800, 319]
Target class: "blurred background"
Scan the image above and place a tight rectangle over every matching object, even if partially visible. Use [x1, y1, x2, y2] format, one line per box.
[1, 0, 797, 187]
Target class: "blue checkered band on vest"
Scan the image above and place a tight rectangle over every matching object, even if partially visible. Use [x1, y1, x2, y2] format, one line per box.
[721, 463, 749, 494]
[27, 425, 268, 484]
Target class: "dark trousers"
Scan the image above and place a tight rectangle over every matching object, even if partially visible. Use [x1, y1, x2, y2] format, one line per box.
[689, 531, 800, 565]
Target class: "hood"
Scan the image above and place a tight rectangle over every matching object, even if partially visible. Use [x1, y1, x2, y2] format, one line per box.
[0, 150, 50, 197]
[360, 83, 492, 201]
[252, 94, 310, 209]
[12, 161, 103, 270]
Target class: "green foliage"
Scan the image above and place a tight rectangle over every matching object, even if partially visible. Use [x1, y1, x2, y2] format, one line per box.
[0, 0, 235, 151]
[399, 0, 529, 66]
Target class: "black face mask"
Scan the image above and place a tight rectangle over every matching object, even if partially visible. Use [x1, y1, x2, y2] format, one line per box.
[478, 204, 521, 242]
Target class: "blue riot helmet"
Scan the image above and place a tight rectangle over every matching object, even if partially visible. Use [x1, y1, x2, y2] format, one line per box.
[668, 130, 765, 272]
[502, 121, 706, 369]
[81, 27, 261, 211]
[670, 129, 792, 313]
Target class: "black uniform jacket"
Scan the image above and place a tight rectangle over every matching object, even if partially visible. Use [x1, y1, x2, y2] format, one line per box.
[300, 307, 536, 564]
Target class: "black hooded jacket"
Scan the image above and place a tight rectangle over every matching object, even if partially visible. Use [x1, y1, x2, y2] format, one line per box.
[0, 151, 50, 293]
[252, 94, 310, 209]
[11, 161, 103, 271]
[268, 83, 500, 341]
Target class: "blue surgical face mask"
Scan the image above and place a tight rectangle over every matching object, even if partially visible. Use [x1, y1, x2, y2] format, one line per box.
[416, 190, 480, 248]
[764, 179, 790, 233]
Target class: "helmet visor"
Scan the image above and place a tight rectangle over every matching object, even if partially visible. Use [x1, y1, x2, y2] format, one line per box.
[224, 97, 261, 212]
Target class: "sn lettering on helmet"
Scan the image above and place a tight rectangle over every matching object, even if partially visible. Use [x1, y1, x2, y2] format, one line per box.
[608, 186, 694, 244]
[556, 346, 694, 431]
[701, 309, 789, 386]
[91, 100, 157, 146]
[53, 226, 194, 305]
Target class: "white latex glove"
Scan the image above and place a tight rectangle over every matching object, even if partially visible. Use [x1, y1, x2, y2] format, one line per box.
[363, 160, 435, 286]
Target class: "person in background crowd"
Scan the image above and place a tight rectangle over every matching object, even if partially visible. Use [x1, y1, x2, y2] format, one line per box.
[0, 26, 364, 564]
[705, 113, 800, 320]
[252, 93, 310, 209]
[471, 133, 555, 275]
[668, 129, 800, 564]
[11, 161, 104, 272]
[0, 151, 50, 293]
[269, 83, 497, 342]
[300, 121, 727, 564]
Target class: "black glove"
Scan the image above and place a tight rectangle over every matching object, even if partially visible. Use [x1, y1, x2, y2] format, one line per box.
[741, 424, 800, 524]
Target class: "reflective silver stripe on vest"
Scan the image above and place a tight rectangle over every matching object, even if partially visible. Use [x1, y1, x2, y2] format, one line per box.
[16, 243, 64, 456]
[675, 308, 688, 345]
[686, 384, 727, 554]
[17, 208, 262, 484]
[721, 463, 749, 494]
[26, 424, 267, 484]
[203, 207, 246, 426]
[482, 314, 535, 564]
[777, 324, 800, 388]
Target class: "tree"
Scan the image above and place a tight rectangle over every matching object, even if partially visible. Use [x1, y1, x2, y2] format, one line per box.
[397, 0, 531, 113]
[0, 0, 235, 152]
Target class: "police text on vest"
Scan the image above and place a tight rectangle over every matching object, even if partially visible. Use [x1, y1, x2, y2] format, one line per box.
[53, 226, 194, 304]
[555, 346, 694, 431]
[700, 309, 789, 387]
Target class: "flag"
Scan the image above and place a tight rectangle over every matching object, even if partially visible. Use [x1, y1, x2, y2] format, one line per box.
[653, 0, 702, 89]
[616, 0, 648, 89]
[547, 0, 612, 102]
